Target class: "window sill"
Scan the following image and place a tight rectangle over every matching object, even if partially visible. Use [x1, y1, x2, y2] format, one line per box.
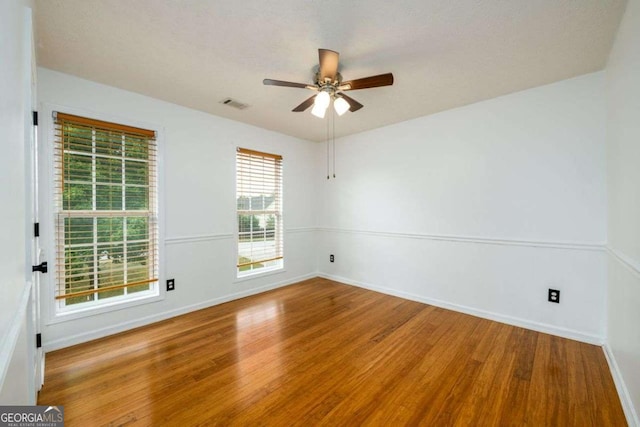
[47, 291, 163, 325]
[235, 267, 286, 283]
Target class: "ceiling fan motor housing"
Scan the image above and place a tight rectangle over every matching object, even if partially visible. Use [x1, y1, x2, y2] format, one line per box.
[315, 71, 343, 89]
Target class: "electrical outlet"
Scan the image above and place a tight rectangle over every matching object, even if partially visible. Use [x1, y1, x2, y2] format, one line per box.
[330, 254, 334, 263]
[548, 288, 560, 303]
[167, 279, 175, 291]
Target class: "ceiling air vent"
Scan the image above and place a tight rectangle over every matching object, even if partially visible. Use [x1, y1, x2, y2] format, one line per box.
[220, 98, 249, 110]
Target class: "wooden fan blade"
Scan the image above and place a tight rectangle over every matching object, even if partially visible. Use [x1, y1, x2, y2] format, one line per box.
[318, 49, 339, 81]
[341, 73, 394, 91]
[292, 95, 317, 112]
[263, 79, 309, 89]
[339, 93, 364, 112]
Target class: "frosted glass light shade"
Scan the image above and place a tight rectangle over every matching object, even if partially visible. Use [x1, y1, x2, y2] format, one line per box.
[333, 97, 350, 116]
[314, 91, 330, 109]
[311, 102, 327, 118]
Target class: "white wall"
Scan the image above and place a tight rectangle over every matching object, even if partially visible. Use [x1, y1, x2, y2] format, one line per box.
[318, 72, 608, 343]
[37, 68, 320, 350]
[0, 0, 36, 404]
[605, 0, 640, 424]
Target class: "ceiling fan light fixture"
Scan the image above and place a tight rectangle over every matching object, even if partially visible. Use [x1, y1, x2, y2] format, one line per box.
[333, 97, 350, 116]
[311, 102, 327, 118]
[263, 48, 393, 118]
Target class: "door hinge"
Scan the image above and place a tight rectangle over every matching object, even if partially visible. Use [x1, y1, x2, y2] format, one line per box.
[36, 333, 42, 348]
[32, 111, 38, 126]
[32, 262, 47, 274]
[34, 222, 40, 237]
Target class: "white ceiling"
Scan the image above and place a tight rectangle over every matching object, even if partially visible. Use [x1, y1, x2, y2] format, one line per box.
[34, 0, 627, 142]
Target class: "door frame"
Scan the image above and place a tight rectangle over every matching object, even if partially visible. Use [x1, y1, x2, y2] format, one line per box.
[23, 6, 44, 396]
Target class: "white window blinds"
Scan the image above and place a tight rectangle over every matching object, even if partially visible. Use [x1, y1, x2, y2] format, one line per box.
[53, 112, 158, 306]
[236, 148, 283, 275]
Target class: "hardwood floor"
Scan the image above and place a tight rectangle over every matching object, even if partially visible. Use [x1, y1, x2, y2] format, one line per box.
[38, 278, 627, 426]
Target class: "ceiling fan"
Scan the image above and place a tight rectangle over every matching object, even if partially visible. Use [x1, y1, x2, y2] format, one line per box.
[263, 49, 394, 118]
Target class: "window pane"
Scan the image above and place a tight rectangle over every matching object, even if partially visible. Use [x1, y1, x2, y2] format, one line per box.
[64, 246, 94, 305]
[127, 241, 151, 294]
[237, 196, 249, 211]
[66, 294, 93, 306]
[238, 255, 264, 272]
[97, 288, 125, 300]
[96, 156, 122, 184]
[127, 217, 149, 241]
[97, 243, 125, 300]
[64, 153, 92, 183]
[65, 247, 94, 285]
[95, 130, 122, 157]
[125, 160, 148, 185]
[96, 185, 122, 210]
[128, 283, 150, 294]
[238, 214, 259, 236]
[63, 125, 92, 153]
[125, 186, 148, 210]
[265, 214, 276, 239]
[65, 217, 94, 246]
[97, 217, 123, 243]
[125, 135, 149, 160]
[127, 242, 150, 279]
[63, 183, 92, 210]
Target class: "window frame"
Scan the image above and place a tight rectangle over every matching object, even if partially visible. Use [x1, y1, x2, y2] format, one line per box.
[41, 104, 165, 323]
[235, 147, 284, 279]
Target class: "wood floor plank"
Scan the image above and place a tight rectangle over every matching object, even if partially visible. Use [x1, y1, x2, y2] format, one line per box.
[38, 278, 627, 426]
[453, 322, 517, 426]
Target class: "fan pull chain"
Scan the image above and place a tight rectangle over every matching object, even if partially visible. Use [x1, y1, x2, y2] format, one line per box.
[332, 107, 336, 178]
[324, 106, 338, 180]
[326, 113, 330, 179]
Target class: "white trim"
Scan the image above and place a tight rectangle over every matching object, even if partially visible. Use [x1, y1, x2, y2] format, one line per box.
[43, 272, 317, 351]
[45, 291, 164, 326]
[318, 273, 604, 345]
[603, 343, 640, 427]
[165, 233, 234, 245]
[285, 227, 317, 234]
[607, 246, 640, 279]
[318, 227, 605, 252]
[0, 282, 32, 389]
[165, 228, 317, 246]
[235, 266, 286, 283]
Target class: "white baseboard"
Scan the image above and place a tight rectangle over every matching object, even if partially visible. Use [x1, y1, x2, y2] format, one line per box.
[44, 272, 317, 351]
[603, 343, 640, 427]
[318, 273, 604, 345]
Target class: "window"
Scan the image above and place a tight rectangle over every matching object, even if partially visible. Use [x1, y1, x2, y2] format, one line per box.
[236, 148, 283, 277]
[53, 112, 158, 310]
